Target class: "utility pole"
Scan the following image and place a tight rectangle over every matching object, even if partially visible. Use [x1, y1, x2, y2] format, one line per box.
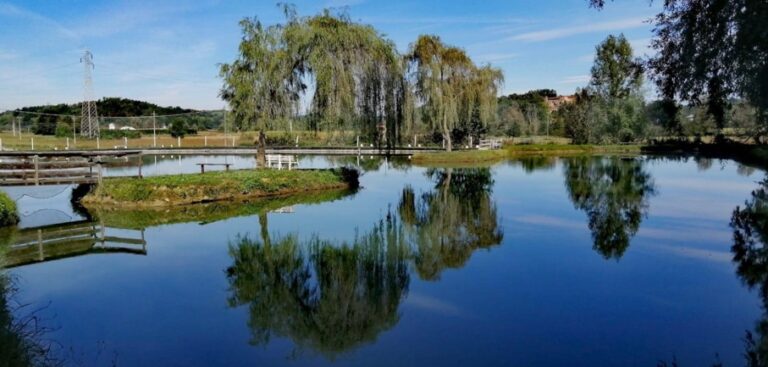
[223, 107, 228, 147]
[80, 50, 99, 138]
[152, 111, 157, 147]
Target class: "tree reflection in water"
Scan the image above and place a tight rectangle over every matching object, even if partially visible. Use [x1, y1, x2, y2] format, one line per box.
[0, 272, 58, 367]
[226, 217, 409, 358]
[226, 168, 503, 357]
[399, 168, 503, 280]
[564, 156, 656, 260]
[731, 177, 768, 366]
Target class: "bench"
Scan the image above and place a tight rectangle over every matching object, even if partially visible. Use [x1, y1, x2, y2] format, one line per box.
[195, 163, 233, 174]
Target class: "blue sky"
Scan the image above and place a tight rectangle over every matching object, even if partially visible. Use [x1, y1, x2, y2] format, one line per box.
[0, 0, 660, 111]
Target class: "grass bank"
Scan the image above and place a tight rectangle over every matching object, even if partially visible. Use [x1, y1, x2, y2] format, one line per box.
[411, 144, 642, 165]
[82, 167, 359, 207]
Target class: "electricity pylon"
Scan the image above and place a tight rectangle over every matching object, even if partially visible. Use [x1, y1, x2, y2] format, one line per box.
[80, 50, 99, 138]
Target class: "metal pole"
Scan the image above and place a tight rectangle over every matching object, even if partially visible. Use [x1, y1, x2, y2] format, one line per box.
[152, 112, 157, 148]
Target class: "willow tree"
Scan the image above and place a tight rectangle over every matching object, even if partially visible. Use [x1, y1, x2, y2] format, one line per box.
[407, 35, 503, 151]
[220, 15, 304, 165]
[220, 7, 410, 154]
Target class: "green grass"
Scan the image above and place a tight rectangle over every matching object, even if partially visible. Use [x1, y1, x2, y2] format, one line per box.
[83, 168, 358, 206]
[411, 144, 642, 165]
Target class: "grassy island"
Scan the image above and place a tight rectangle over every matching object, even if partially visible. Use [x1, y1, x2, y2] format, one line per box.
[411, 144, 642, 165]
[82, 168, 359, 207]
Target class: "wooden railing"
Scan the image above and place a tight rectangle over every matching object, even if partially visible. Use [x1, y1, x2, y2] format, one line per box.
[0, 156, 103, 186]
[477, 138, 503, 150]
[2, 220, 147, 268]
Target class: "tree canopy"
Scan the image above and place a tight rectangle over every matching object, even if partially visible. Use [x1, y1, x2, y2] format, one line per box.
[591, 0, 768, 133]
[220, 7, 503, 150]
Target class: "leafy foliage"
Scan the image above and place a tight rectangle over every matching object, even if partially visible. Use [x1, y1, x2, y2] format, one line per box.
[0, 192, 18, 227]
[406, 35, 503, 150]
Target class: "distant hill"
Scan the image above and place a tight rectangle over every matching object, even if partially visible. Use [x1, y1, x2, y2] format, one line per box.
[15, 97, 200, 117]
[1, 98, 223, 135]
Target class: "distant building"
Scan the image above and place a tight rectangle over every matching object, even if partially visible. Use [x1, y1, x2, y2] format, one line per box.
[545, 95, 576, 111]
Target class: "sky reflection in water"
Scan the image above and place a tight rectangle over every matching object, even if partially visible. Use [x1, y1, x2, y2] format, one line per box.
[0, 154, 765, 366]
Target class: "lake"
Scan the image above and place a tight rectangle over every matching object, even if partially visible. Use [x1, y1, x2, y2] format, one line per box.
[1, 154, 766, 366]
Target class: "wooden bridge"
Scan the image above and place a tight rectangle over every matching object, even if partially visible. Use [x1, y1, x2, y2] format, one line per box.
[1, 220, 147, 268]
[0, 150, 141, 186]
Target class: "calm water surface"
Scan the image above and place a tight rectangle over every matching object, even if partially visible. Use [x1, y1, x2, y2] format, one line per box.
[2, 155, 766, 366]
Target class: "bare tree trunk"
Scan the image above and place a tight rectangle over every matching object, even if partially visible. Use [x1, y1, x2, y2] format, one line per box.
[443, 111, 452, 152]
[256, 129, 266, 168]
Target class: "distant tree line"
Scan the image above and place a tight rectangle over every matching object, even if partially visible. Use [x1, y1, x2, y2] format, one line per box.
[0, 97, 223, 137]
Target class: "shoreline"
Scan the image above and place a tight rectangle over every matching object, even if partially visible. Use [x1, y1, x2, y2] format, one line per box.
[81, 167, 359, 208]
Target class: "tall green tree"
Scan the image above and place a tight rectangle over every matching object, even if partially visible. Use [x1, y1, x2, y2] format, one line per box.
[592, 0, 768, 134]
[220, 7, 410, 155]
[590, 34, 643, 100]
[407, 35, 502, 151]
[574, 34, 648, 143]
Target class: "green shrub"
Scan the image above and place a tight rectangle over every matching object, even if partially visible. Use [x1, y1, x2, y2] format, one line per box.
[101, 129, 141, 139]
[55, 122, 73, 137]
[0, 192, 18, 227]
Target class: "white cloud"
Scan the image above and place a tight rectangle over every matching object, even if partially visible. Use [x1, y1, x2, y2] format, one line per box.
[509, 16, 650, 42]
[0, 2, 78, 39]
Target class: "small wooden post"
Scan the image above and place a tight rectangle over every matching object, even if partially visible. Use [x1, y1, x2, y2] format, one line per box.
[124, 137, 128, 149]
[0, 138, 3, 151]
[96, 137, 100, 149]
[204, 135, 208, 147]
[356, 136, 360, 155]
[66, 137, 70, 149]
[33, 155, 39, 186]
[138, 155, 143, 178]
[177, 136, 181, 148]
[97, 160, 103, 186]
[37, 229, 44, 261]
[31, 137, 34, 150]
